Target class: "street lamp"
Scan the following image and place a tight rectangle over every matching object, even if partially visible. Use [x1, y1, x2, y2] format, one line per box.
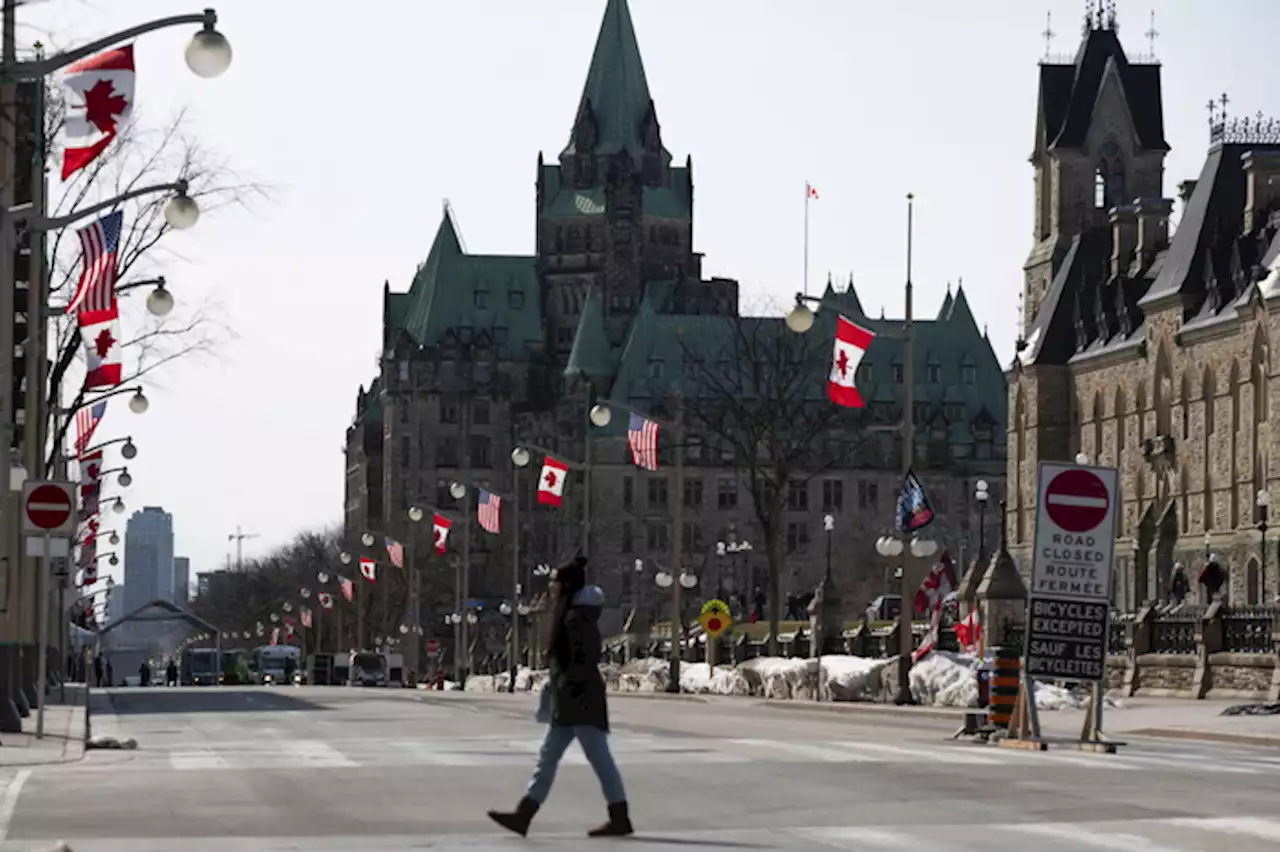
[360, 532, 375, 547]
[449, 481, 467, 500]
[146, 279, 175, 317]
[185, 14, 235, 78]
[339, 552, 352, 565]
[408, 505, 425, 523]
[784, 301, 816, 334]
[1257, 489, 1271, 595]
[466, 611, 479, 625]
[121, 439, 138, 460]
[822, 514, 835, 581]
[108, 531, 119, 546]
[511, 447, 531, 468]
[1075, 452, 1092, 465]
[162, 183, 201, 230]
[128, 389, 150, 414]
[588, 404, 612, 427]
[317, 571, 329, 584]
[974, 480, 990, 557]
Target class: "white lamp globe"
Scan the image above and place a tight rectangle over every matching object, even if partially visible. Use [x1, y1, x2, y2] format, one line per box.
[399, 624, 409, 634]
[185, 26, 233, 78]
[339, 552, 352, 565]
[408, 506, 424, 522]
[108, 553, 119, 566]
[112, 500, 126, 515]
[163, 193, 200, 230]
[655, 571, 673, 588]
[361, 532, 375, 547]
[108, 531, 119, 546]
[910, 537, 938, 559]
[117, 471, 132, 488]
[511, 447, 531, 467]
[146, 284, 175, 317]
[500, 602, 512, 617]
[785, 302, 815, 333]
[120, 439, 137, 460]
[317, 571, 329, 583]
[128, 390, 149, 414]
[449, 482, 466, 500]
[588, 404, 612, 427]
[518, 603, 530, 616]
[678, 572, 698, 589]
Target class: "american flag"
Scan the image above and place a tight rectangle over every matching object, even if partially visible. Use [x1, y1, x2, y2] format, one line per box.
[65, 211, 123, 315]
[477, 490, 502, 534]
[339, 575, 354, 601]
[300, 608, 312, 628]
[627, 412, 660, 471]
[74, 400, 107, 456]
[385, 537, 404, 568]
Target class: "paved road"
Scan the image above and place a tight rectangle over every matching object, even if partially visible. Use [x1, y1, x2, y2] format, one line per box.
[2, 687, 1279, 850]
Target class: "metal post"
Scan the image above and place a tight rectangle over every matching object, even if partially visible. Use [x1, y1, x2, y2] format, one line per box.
[408, 540, 419, 682]
[509, 464, 520, 691]
[582, 385, 592, 563]
[35, 536, 49, 737]
[666, 410, 684, 693]
[461, 515, 471, 678]
[895, 193, 917, 706]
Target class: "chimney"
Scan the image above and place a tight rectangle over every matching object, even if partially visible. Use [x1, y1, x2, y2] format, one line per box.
[1134, 198, 1174, 265]
[1109, 204, 1138, 278]
[1242, 151, 1280, 233]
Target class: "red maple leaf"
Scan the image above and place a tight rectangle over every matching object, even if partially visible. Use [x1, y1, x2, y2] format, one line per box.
[545, 470, 558, 489]
[83, 79, 128, 135]
[86, 464, 99, 479]
[92, 327, 116, 358]
[836, 349, 850, 377]
[434, 528, 443, 544]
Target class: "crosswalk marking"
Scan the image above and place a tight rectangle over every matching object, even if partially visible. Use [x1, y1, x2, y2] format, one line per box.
[833, 740, 1005, 765]
[168, 747, 228, 770]
[1004, 822, 1182, 851]
[280, 739, 358, 768]
[1166, 816, 1280, 841]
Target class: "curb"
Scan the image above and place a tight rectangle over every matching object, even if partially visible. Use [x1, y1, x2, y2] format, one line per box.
[753, 700, 961, 721]
[1122, 727, 1280, 749]
[609, 692, 710, 704]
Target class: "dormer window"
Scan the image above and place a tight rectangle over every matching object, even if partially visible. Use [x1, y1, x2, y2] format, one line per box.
[926, 364, 941, 384]
[649, 360, 664, 379]
[892, 364, 904, 384]
[474, 290, 489, 310]
[962, 364, 976, 384]
[508, 291, 524, 309]
[857, 364, 872, 385]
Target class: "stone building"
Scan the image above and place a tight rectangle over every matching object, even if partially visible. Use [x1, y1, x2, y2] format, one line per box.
[344, 0, 1007, 637]
[1008, 8, 1280, 609]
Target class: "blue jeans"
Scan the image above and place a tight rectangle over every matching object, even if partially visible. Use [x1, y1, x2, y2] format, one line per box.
[525, 725, 626, 805]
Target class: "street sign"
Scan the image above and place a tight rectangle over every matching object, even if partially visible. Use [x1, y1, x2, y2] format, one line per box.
[426, 638, 440, 654]
[701, 599, 730, 617]
[1026, 462, 1120, 683]
[22, 481, 75, 537]
[697, 611, 732, 639]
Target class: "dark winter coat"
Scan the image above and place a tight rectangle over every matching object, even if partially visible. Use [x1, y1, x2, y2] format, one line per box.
[549, 585, 609, 732]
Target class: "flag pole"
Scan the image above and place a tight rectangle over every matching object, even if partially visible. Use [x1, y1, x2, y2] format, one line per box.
[803, 182, 810, 297]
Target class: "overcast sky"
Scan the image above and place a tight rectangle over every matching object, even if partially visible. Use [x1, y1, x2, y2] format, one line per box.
[22, 0, 1276, 589]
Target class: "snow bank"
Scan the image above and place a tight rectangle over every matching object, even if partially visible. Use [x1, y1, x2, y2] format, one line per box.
[458, 653, 1120, 710]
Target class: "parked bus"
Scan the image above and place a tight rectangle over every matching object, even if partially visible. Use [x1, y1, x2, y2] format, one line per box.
[181, 647, 222, 686]
[253, 645, 302, 685]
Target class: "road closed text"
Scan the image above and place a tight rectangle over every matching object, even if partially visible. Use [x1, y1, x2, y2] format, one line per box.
[1033, 533, 1110, 599]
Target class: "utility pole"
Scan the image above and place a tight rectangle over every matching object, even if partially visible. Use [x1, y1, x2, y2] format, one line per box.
[227, 527, 259, 571]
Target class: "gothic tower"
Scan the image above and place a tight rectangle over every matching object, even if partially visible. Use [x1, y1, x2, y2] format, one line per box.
[1022, 3, 1169, 335]
[535, 0, 697, 355]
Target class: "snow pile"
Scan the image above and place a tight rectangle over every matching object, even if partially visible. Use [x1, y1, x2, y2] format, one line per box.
[909, 651, 1122, 711]
[462, 667, 547, 693]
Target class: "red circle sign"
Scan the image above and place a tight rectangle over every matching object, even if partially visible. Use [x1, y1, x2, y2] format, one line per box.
[1045, 469, 1110, 533]
[426, 639, 440, 654]
[25, 484, 72, 531]
[706, 617, 723, 633]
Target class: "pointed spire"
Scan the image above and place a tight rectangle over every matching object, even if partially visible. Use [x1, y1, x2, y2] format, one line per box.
[976, 500, 1028, 602]
[565, 287, 615, 385]
[563, 0, 665, 162]
[841, 272, 865, 317]
[823, 272, 835, 299]
[937, 283, 954, 320]
[947, 281, 979, 331]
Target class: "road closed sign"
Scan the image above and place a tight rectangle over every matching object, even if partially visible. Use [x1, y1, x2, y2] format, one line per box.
[1026, 461, 1120, 683]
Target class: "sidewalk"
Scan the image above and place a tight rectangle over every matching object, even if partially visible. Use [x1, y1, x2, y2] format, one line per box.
[0, 682, 89, 767]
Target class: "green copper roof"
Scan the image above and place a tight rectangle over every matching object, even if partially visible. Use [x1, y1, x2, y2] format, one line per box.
[395, 208, 545, 358]
[565, 286, 615, 382]
[562, 0, 669, 163]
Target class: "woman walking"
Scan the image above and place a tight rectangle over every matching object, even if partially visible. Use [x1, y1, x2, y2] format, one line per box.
[488, 556, 633, 837]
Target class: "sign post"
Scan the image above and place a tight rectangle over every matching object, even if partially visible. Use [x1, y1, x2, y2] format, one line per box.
[1023, 462, 1121, 753]
[22, 481, 76, 740]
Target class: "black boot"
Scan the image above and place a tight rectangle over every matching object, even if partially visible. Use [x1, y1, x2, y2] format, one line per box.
[487, 796, 539, 837]
[588, 801, 633, 837]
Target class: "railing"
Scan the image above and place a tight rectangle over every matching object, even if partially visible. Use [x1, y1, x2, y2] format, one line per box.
[1223, 606, 1275, 654]
[1108, 611, 1132, 654]
[1152, 608, 1199, 654]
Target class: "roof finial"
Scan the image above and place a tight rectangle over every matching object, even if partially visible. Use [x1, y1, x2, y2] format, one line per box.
[946, 280, 952, 295]
[1104, 0, 1118, 31]
[1041, 11, 1055, 59]
[1144, 9, 1159, 58]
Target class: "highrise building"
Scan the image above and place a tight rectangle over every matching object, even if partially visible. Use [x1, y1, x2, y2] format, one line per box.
[173, 556, 190, 604]
[123, 507, 175, 614]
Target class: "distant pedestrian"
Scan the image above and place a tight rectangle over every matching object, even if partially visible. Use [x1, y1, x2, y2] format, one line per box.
[166, 658, 178, 687]
[1171, 563, 1190, 605]
[93, 654, 104, 688]
[1199, 557, 1226, 602]
[487, 556, 632, 838]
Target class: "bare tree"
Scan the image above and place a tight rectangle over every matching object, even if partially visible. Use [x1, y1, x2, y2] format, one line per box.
[42, 91, 269, 470]
[676, 311, 869, 656]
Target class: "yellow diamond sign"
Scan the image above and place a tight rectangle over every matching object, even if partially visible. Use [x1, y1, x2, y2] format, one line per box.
[698, 600, 733, 639]
[701, 599, 730, 617]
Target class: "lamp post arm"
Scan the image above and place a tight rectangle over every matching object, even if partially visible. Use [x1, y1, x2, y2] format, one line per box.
[792, 292, 907, 340]
[69, 436, 133, 459]
[447, 474, 515, 502]
[61, 386, 144, 418]
[598, 397, 681, 431]
[12, 180, 188, 231]
[513, 442, 586, 469]
[3, 11, 214, 81]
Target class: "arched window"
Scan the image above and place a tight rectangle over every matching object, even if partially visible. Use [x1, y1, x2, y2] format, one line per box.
[1094, 169, 1107, 209]
[1230, 360, 1241, 528]
[1095, 140, 1126, 211]
[1154, 344, 1172, 436]
[1204, 365, 1217, 530]
[1247, 560, 1261, 605]
[1015, 389, 1026, 542]
[1180, 371, 1192, 439]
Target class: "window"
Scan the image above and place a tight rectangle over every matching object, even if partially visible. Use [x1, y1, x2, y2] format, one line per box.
[717, 477, 738, 510]
[892, 364, 904, 383]
[647, 477, 669, 508]
[398, 360, 410, 382]
[646, 523, 669, 551]
[858, 480, 878, 510]
[914, 403, 930, 423]
[622, 476, 634, 509]
[509, 290, 525, 309]
[556, 327, 574, 347]
[683, 477, 703, 508]
[962, 364, 976, 384]
[472, 401, 489, 425]
[648, 360, 664, 379]
[945, 403, 965, 421]
[621, 521, 634, 553]
[786, 522, 809, 555]
[437, 479, 457, 508]
[822, 479, 844, 512]
[682, 523, 703, 552]
[398, 402, 409, 424]
[440, 401, 459, 424]
[436, 437, 458, 467]
[474, 290, 489, 310]
[400, 436, 410, 465]
[469, 435, 491, 468]
[787, 480, 809, 511]
[1094, 169, 1106, 209]
[927, 364, 941, 384]
[856, 364, 872, 385]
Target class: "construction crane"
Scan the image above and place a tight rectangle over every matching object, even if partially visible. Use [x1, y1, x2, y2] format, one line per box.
[228, 526, 260, 571]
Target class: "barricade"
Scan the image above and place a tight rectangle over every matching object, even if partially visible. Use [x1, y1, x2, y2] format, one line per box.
[987, 647, 1020, 729]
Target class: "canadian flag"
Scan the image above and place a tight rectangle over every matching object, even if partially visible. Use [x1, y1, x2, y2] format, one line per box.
[317, 592, 334, 610]
[954, 610, 982, 654]
[359, 557, 376, 583]
[433, 513, 452, 555]
[61, 45, 135, 181]
[81, 561, 98, 586]
[79, 305, 123, 389]
[827, 314, 875, 408]
[537, 457, 569, 507]
[79, 450, 103, 485]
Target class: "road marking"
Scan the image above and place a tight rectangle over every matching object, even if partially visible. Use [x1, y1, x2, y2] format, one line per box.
[280, 740, 358, 768]
[726, 738, 863, 763]
[0, 769, 31, 844]
[169, 748, 229, 770]
[796, 826, 919, 848]
[1166, 816, 1280, 841]
[1003, 822, 1182, 850]
[831, 740, 1004, 765]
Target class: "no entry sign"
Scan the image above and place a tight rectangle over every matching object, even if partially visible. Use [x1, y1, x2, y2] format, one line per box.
[1026, 461, 1120, 683]
[21, 481, 76, 537]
